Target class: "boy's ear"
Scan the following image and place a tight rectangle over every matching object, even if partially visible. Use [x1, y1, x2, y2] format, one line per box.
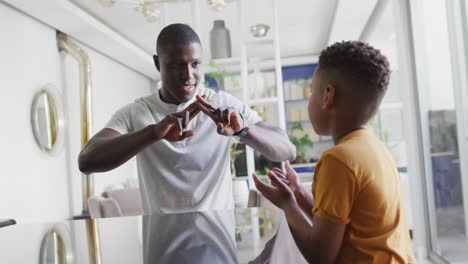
[153, 55, 160, 72]
[322, 83, 336, 110]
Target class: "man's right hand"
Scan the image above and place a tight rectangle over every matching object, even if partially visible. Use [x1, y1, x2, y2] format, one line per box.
[153, 95, 205, 142]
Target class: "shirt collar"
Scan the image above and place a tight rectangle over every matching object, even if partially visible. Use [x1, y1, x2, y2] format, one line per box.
[153, 86, 201, 113]
[337, 128, 371, 144]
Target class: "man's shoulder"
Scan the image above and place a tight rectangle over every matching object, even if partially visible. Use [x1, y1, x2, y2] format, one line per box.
[134, 93, 157, 105]
[113, 93, 157, 117]
[121, 93, 158, 112]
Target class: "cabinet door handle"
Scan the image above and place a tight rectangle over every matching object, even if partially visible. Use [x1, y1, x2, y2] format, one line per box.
[0, 219, 16, 228]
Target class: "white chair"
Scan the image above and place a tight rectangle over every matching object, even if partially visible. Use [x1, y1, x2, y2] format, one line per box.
[88, 187, 143, 218]
[233, 180, 250, 208]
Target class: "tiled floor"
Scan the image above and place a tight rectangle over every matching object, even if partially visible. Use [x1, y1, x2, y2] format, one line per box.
[436, 206, 468, 262]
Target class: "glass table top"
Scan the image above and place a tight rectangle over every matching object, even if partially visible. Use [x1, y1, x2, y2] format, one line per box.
[0, 207, 307, 263]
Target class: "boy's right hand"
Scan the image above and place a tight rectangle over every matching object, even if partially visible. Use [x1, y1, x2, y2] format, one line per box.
[270, 161, 307, 203]
[153, 95, 205, 142]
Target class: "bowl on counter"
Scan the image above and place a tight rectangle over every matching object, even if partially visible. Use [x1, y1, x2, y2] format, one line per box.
[250, 24, 270, 37]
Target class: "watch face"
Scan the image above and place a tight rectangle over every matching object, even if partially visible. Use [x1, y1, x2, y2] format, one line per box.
[239, 127, 249, 137]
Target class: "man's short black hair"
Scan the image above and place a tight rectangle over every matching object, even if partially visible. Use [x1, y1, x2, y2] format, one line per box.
[319, 41, 391, 105]
[156, 23, 201, 54]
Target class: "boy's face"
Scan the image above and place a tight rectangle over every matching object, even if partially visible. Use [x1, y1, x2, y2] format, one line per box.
[308, 67, 330, 135]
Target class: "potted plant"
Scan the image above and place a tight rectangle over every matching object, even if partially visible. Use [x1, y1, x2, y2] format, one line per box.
[230, 139, 245, 177]
[289, 122, 314, 164]
[204, 59, 230, 91]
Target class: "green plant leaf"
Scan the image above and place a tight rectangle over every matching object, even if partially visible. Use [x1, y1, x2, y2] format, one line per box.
[290, 122, 304, 131]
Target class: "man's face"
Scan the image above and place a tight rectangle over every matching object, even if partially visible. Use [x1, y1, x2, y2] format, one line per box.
[308, 66, 330, 135]
[155, 42, 203, 104]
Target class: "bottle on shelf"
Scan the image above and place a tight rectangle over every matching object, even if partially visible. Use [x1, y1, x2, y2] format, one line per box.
[210, 20, 232, 59]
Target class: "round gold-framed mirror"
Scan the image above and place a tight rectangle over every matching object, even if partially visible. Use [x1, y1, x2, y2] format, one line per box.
[39, 224, 74, 264]
[31, 86, 63, 153]
[40, 229, 65, 264]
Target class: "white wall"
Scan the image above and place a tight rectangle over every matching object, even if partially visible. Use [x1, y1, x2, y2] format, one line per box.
[0, 4, 69, 262]
[62, 38, 152, 217]
[0, 217, 143, 263]
[0, 221, 57, 263]
[0, 2, 152, 261]
[0, 2, 71, 224]
[0, 1, 152, 223]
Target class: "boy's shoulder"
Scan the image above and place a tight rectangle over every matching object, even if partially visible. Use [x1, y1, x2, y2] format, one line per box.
[318, 147, 356, 177]
[319, 129, 384, 175]
[320, 137, 363, 165]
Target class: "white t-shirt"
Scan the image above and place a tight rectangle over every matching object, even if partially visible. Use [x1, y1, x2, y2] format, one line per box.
[143, 210, 236, 263]
[105, 86, 262, 214]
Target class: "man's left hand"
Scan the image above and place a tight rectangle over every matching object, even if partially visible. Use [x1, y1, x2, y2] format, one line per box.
[252, 170, 297, 210]
[195, 95, 244, 136]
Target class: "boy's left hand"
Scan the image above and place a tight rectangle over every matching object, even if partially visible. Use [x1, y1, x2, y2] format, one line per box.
[252, 170, 297, 209]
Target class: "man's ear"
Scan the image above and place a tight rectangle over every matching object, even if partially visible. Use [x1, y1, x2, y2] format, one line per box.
[322, 83, 336, 110]
[153, 55, 160, 72]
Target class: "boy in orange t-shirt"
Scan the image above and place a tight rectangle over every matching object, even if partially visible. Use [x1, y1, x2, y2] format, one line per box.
[253, 41, 415, 263]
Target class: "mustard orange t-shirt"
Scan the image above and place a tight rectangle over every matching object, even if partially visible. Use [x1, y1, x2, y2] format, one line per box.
[312, 129, 415, 263]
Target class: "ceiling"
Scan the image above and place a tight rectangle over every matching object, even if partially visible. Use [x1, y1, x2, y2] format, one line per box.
[3, 0, 395, 79]
[70, 0, 390, 57]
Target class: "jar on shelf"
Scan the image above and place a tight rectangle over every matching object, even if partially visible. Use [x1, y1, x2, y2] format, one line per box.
[303, 84, 311, 99]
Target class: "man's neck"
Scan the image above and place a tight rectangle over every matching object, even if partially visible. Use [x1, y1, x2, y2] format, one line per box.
[159, 88, 180, 105]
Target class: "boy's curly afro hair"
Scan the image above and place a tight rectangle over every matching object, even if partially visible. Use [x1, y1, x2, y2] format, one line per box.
[319, 41, 391, 98]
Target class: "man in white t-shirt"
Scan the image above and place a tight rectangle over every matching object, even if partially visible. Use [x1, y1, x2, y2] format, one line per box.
[78, 23, 296, 214]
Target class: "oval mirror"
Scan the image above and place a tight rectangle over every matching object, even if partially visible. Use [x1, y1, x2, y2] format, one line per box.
[40, 229, 66, 264]
[39, 224, 74, 264]
[31, 88, 61, 152]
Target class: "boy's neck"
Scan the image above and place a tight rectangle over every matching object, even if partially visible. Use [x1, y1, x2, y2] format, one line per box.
[331, 123, 366, 144]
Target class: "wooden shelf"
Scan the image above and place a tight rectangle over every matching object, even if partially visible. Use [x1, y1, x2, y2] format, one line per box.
[206, 55, 315, 76]
[244, 38, 274, 46]
[249, 97, 279, 105]
[205, 57, 279, 74]
[211, 57, 241, 66]
[287, 120, 311, 126]
[284, 98, 308, 103]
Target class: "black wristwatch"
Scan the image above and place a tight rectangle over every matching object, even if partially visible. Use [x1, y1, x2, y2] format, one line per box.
[233, 112, 249, 138]
[234, 126, 249, 138]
